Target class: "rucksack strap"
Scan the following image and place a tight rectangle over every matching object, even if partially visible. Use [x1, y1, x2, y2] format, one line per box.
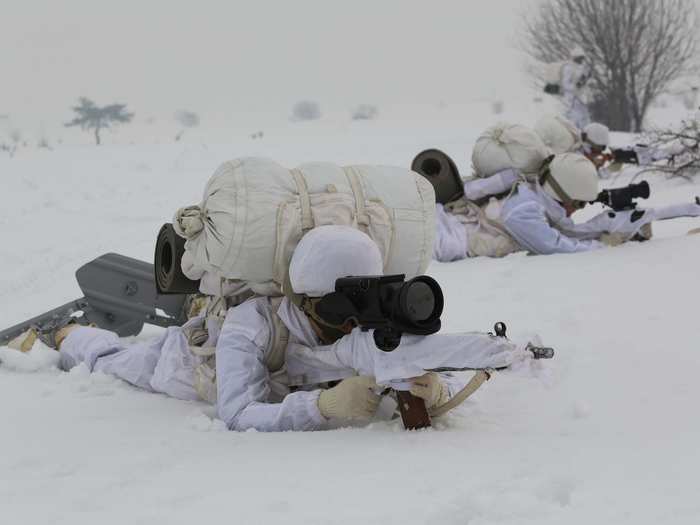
[343, 166, 371, 232]
[266, 297, 290, 373]
[538, 156, 574, 207]
[290, 168, 315, 232]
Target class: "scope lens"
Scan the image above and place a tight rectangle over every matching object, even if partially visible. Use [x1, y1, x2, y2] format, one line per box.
[403, 281, 437, 322]
[634, 181, 650, 199]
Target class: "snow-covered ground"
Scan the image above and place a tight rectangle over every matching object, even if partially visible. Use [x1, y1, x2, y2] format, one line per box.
[1, 106, 700, 525]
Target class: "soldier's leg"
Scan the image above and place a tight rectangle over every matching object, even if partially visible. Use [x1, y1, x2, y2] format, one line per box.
[61, 326, 162, 392]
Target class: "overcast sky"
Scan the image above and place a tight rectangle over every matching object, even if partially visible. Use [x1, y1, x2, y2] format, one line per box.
[1, 0, 538, 133]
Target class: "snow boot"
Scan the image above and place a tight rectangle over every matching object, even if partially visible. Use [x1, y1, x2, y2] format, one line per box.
[6, 317, 80, 352]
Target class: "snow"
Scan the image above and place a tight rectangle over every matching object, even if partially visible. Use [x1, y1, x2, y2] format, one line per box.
[1, 105, 700, 525]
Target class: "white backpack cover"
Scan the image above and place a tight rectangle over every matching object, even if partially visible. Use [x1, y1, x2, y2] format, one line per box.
[543, 61, 567, 89]
[471, 123, 552, 180]
[174, 158, 435, 295]
[534, 114, 581, 154]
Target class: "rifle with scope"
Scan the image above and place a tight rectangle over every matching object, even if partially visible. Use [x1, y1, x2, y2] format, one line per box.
[1, 223, 554, 431]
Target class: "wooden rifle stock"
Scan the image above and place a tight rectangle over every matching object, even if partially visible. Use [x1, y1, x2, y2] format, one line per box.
[395, 390, 431, 430]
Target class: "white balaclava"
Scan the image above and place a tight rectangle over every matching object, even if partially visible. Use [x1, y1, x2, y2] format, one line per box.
[289, 225, 384, 297]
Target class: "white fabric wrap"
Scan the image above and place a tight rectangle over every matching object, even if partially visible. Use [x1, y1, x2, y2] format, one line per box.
[543, 60, 567, 87]
[534, 114, 582, 154]
[176, 158, 435, 294]
[472, 123, 552, 180]
[173, 205, 205, 238]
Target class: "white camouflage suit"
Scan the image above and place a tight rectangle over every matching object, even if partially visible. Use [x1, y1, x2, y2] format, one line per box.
[561, 61, 591, 129]
[434, 169, 700, 262]
[59, 226, 535, 432]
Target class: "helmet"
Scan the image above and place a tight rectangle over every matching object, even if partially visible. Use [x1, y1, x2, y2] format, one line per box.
[570, 46, 586, 59]
[289, 225, 383, 297]
[543, 153, 599, 203]
[582, 123, 610, 149]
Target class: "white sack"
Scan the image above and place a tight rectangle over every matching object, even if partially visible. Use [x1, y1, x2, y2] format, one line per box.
[471, 123, 551, 179]
[534, 114, 581, 154]
[175, 158, 435, 294]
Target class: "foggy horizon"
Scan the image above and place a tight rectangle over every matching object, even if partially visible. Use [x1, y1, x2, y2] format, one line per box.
[2, 0, 535, 138]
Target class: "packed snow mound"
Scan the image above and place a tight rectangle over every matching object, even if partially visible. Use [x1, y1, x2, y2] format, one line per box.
[1, 114, 700, 524]
[0, 342, 59, 372]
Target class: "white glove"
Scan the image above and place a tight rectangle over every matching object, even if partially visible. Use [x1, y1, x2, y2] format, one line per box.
[317, 376, 381, 421]
[409, 373, 450, 409]
[599, 232, 626, 247]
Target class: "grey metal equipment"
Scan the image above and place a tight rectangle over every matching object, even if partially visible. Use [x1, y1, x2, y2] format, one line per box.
[411, 149, 464, 205]
[0, 253, 188, 347]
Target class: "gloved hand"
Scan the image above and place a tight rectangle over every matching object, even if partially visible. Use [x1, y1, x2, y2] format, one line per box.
[409, 372, 449, 409]
[634, 223, 653, 242]
[600, 232, 626, 247]
[317, 376, 381, 421]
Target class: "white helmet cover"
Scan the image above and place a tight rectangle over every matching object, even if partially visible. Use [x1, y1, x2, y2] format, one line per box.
[544, 153, 599, 203]
[289, 225, 384, 297]
[583, 122, 610, 148]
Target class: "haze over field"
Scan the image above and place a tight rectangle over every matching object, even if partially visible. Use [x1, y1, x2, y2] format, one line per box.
[2, 0, 536, 140]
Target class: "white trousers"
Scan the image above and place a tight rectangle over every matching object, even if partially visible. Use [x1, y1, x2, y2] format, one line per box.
[59, 324, 201, 401]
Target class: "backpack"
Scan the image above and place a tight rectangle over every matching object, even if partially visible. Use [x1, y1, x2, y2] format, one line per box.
[534, 114, 582, 154]
[543, 61, 566, 95]
[174, 158, 435, 294]
[471, 123, 552, 180]
[173, 158, 437, 402]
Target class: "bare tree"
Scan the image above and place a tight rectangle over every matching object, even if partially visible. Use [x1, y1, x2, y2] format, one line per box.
[0, 129, 22, 157]
[523, 0, 699, 131]
[637, 117, 700, 178]
[65, 97, 134, 145]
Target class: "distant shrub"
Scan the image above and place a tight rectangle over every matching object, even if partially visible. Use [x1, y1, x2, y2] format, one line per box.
[37, 136, 51, 149]
[175, 110, 200, 128]
[291, 100, 321, 122]
[351, 104, 379, 120]
[174, 110, 200, 141]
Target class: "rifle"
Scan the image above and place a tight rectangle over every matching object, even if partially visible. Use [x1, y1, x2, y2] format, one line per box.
[1, 243, 554, 431]
[589, 148, 642, 170]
